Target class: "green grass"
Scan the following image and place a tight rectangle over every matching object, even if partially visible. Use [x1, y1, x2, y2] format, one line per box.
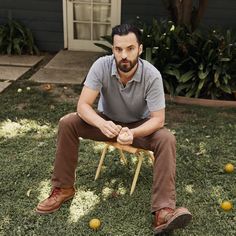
[0, 78, 236, 236]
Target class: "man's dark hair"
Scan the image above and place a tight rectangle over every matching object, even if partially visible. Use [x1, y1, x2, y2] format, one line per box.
[111, 24, 142, 45]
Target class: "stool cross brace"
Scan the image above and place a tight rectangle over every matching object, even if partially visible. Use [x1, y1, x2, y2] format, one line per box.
[95, 142, 154, 195]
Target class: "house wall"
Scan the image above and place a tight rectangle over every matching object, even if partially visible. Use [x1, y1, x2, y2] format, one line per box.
[0, 0, 64, 52]
[121, 0, 167, 24]
[121, 0, 236, 29]
[0, 0, 235, 52]
[202, 0, 236, 29]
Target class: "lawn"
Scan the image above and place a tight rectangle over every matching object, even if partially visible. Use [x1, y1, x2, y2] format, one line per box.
[0, 76, 235, 236]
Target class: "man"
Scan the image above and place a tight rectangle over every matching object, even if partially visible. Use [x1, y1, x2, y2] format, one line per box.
[36, 23, 192, 234]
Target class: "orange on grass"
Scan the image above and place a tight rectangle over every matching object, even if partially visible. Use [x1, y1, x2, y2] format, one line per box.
[224, 163, 234, 173]
[43, 84, 52, 91]
[221, 201, 233, 211]
[89, 218, 101, 230]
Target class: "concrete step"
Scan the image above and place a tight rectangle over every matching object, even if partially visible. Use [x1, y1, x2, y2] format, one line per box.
[0, 54, 44, 93]
[30, 67, 88, 84]
[0, 55, 44, 67]
[30, 50, 103, 85]
[0, 81, 11, 93]
[0, 66, 30, 81]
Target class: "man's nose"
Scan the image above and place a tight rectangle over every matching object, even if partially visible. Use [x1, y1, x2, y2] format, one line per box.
[121, 50, 127, 59]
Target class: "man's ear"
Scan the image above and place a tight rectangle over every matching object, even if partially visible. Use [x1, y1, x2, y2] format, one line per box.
[139, 44, 143, 55]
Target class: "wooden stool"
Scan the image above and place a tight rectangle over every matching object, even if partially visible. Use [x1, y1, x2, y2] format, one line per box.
[95, 142, 154, 195]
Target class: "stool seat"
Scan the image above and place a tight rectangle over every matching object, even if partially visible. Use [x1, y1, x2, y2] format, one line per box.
[105, 141, 139, 153]
[95, 141, 154, 195]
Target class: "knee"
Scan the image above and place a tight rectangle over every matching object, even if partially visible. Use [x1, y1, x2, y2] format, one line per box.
[58, 112, 78, 130]
[159, 129, 176, 145]
[152, 128, 176, 148]
[151, 129, 176, 159]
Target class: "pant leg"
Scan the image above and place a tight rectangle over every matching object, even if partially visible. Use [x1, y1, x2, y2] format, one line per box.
[131, 127, 176, 213]
[51, 112, 114, 188]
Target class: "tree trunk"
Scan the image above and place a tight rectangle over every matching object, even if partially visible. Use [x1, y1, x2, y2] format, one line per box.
[163, 0, 208, 31]
[168, 0, 181, 24]
[182, 0, 193, 27]
[192, 0, 208, 31]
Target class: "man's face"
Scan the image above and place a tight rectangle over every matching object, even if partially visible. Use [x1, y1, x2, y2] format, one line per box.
[112, 33, 143, 73]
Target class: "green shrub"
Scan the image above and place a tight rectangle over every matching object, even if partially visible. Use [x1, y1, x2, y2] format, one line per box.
[138, 18, 236, 99]
[0, 18, 39, 55]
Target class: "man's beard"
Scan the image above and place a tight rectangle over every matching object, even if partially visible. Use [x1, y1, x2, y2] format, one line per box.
[116, 56, 139, 73]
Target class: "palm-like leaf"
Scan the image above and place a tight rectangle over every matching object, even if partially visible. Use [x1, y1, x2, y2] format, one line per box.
[0, 18, 39, 55]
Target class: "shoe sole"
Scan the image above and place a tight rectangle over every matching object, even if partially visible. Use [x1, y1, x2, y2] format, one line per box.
[35, 194, 75, 215]
[154, 210, 192, 235]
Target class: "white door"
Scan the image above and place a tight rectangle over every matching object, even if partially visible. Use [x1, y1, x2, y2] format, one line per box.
[64, 0, 121, 51]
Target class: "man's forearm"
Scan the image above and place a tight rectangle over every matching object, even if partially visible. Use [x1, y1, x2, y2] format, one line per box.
[77, 103, 104, 128]
[77, 103, 122, 138]
[131, 117, 164, 138]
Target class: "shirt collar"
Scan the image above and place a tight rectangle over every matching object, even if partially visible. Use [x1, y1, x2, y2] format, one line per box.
[111, 55, 143, 83]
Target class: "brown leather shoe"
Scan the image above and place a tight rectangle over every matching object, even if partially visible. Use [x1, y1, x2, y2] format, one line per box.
[153, 207, 192, 235]
[36, 187, 75, 214]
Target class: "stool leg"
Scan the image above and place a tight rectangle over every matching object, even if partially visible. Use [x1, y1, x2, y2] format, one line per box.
[118, 149, 128, 165]
[95, 144, 109, 180]
[130, 152, 144, 195]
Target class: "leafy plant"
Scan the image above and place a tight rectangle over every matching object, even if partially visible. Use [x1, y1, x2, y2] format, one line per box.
[136, 18, 236, 99]
[0, 18, 39, 55]
[94, 35, 112, 54]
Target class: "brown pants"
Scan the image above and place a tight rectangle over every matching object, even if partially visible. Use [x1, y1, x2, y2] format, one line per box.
[51, 112, 176, 213]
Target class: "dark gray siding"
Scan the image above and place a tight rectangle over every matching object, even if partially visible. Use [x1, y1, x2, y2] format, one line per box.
[0, 0, 63, 52]
[202, 0, 236, 29]
[121, 0, 167, 24]
[122, 0, 236, 29]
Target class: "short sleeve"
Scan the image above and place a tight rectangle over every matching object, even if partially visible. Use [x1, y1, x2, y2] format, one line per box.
[84, 57, 104, 91]
[145, 72, 165, 112]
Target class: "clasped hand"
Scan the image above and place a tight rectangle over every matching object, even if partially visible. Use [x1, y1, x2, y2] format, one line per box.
[116, 127, 133, 145]
[100, 120, 133, 145]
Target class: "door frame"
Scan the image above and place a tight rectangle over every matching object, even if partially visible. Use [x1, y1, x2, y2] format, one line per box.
[63, 0, 68, 49]
[63, 0, 121, 51]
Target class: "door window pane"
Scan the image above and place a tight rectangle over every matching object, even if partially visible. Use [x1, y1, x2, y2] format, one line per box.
[74, 23, 91, 40]
[94, 0, 111, 3]
[93, 5, 111, 22]
[74, 3, 91, 21]
[78, 0, 91, 2]
[93, 24, 111, 40]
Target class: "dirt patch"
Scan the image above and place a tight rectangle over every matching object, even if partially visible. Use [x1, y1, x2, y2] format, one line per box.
[17, 103, 28, 111]
[36, 83, 82, 104]
[166, 106, 195, 128]
[217, 111, 236, 119]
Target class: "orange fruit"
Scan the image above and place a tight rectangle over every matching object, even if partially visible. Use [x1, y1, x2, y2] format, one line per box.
[224, 163, 234, 173]
[43, 84, 52, 91]
[89, 218, 101, 230]
[221, 201, 233, 211]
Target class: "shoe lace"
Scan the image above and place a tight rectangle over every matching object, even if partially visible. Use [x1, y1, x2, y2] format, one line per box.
[156, 208, 174, 226]
[49, 187, 61, 199]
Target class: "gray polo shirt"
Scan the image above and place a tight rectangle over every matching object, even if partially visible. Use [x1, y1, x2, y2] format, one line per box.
[84, 55, 165, 123]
